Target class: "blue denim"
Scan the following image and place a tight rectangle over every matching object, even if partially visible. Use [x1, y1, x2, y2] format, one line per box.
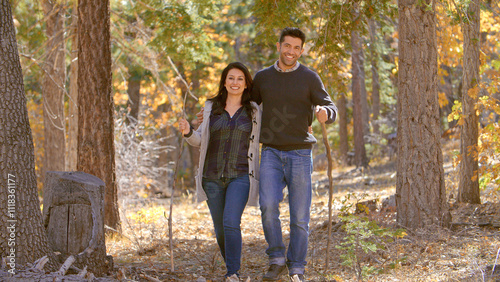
[202, 175, 250, 277]
[259, 146, 313, 275]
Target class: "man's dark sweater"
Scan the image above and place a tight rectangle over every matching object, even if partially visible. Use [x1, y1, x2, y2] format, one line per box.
[252, 64, 338, 151]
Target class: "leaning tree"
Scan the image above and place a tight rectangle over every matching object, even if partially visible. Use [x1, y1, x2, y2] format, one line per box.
[0, 0, 57, 269]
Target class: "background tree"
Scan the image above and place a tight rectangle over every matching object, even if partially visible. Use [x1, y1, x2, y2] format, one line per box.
[41, 0, 66, 178]
[67, 0, 78, 171]
[396, 0, 451, 229]
[0, 0, 56, 268]
[77, 0, 120, 230]
[351, 18, 369, 168]
[337, 92, 349, 164]
[457, 0, 481, 204]
[351, 28, 369, 168]
[368, 19, 381, 135]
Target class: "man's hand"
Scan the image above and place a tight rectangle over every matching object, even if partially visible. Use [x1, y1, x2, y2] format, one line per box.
[196, 107, 204, 124]
[315, 106, 328, 123]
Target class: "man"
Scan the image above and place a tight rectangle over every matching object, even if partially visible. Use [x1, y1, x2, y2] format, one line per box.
[252, 27, 337, 282]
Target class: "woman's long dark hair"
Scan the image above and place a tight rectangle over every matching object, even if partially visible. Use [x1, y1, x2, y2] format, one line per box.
[209, 62, 254, 117]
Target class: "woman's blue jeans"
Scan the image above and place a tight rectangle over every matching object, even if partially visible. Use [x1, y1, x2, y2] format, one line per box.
[202, 175, 249, 277]
[259, 146, 312, 275]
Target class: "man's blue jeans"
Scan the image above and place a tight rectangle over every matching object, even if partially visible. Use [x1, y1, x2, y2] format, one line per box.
[259, 146, 312, 275]
[202, 175, 250, 277]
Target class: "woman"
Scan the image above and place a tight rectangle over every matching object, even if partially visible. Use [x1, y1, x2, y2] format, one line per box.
[178, 62, 261, 281]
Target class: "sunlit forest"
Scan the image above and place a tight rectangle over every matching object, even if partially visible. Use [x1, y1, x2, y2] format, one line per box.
[1, 0, 499, 281]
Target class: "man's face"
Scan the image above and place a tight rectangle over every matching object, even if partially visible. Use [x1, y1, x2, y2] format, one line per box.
[277, 35, 304, 70]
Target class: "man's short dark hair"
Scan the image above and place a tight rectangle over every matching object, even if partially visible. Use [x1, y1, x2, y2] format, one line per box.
[279, 27, 306, 47]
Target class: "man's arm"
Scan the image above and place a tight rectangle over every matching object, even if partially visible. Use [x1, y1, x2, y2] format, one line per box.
[311, 73, 337, 124]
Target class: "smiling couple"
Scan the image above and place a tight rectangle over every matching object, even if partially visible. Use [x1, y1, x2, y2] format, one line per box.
[178, 27, 338, 282]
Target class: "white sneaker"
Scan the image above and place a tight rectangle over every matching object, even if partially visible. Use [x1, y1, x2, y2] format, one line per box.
[226, 274, 240, 282]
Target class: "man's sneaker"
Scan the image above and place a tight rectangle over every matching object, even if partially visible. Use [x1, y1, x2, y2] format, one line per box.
[263, 264, 287, 281]
[290, 274, 305, 282]
[226, 274, 240, 282]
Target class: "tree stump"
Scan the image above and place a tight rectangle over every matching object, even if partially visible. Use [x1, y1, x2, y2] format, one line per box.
[42, 171, 113, 276]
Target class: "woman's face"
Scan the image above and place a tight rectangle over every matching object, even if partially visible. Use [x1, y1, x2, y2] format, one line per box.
[224, 68, 247, 97]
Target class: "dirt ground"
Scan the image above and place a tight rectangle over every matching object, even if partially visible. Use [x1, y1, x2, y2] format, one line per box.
[106, 141, 500, 282]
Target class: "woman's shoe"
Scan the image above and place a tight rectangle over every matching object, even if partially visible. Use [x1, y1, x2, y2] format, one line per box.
[226, 274, 240, 282]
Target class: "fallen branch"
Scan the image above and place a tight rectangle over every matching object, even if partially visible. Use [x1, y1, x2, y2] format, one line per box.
[140, 273, 162, 282]
[33, 255, 49, 270]
[55, 255, 75, 276]
[77, 266, 87, 278]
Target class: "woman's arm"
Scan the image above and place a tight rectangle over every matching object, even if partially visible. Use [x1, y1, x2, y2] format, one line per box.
[178, 118, 202, 147]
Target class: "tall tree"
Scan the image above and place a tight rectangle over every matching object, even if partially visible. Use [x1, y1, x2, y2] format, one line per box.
[352, 28, 369, 168]
[41, 0, 66, 176]
[368, 19, 381, 135]
[67, 0, 78, 171]
[396, 0, 451, 229]
[0, 0, 56, 268]
[125, 65, 142, 126]
[457, 0, 481, 204]
[359, 38, 370, 137]
[77, 0, 120, 230]
[337, 92, 349, 165]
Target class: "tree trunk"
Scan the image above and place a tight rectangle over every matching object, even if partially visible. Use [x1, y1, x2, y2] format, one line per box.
[77, 0, 120, 230]
[369, 19, 381, 135]
[458, 0, 481, 204]
[126, 64, 141, 126]
[359, 41, 370, 137]
[0, 0, 56, 269]
[338, 92, 349, 165]
[351, 29, 368, 168]
[396, 0, 451, 229]
[186, 67, 202, 189]
[126, 76, 141, 125]
[67, 0, 78, 171]
[43, 171, 113, 276]
[42, 0, 66, 175]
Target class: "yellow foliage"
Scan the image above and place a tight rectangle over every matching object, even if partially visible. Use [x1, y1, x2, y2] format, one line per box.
[438, 92, 449, 108]
[397, 231, 407, 239]
[114, 92, 129, 106]
[467, 86, 479, 99]
[128, 206, 167, 225]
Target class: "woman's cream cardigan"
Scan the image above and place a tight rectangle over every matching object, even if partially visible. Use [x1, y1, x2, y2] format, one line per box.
[184, 101, 261, 206]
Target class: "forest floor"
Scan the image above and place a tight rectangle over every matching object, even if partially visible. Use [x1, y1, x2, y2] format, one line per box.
[106, 139, 500, 282]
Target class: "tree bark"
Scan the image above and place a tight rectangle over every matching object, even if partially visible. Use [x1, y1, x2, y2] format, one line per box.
[126, 66, 141, 126]
[396, 0, 451, 229]
[338, 92, 349, 165]
[67, 0, 78, 171]
[458, 0, 481, 204]
[369, 19, 381, 135]
[351, 29, 368, 168]
[77, 0, 120, 230]
[43, 171, 113, 276]
[359, 40, 370, 137]
[0, 0, 56, 269]
[42, 0, 66, 175]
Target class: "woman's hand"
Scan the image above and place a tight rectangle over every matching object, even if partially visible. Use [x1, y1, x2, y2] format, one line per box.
[178, 118, 191, 135]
